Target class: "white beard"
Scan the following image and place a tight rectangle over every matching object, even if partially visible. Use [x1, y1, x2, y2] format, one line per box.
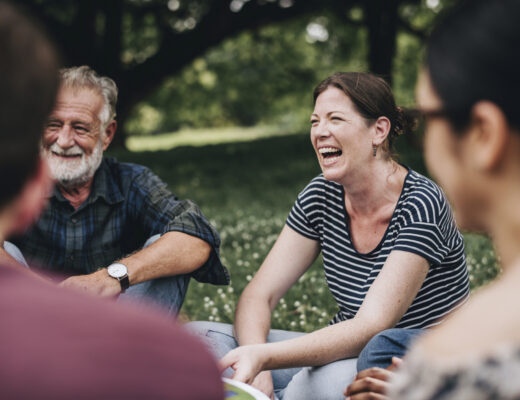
[43, 140, 104, 188]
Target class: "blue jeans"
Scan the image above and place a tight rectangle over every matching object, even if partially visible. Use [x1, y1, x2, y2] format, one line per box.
[356, 328, 423, 371]
[2, 235, 189, 316]
[186, 321, 358, 400]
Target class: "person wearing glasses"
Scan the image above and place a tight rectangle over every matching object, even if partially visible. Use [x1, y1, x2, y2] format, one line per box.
[190, 72, 470, 400]
[345, 1, 520, 399]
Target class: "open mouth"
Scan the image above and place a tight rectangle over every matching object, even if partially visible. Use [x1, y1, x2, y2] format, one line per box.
[318, 147, 342, 161]
[52, 151, 82, 158]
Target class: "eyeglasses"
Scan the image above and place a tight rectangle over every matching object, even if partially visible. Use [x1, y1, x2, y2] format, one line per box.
[408, 107, 471, 123]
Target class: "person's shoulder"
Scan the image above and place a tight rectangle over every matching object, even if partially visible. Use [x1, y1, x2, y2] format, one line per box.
[402, 169, 449, 211]
[405, 169, 444, 200]
[0, 262, 179, 337]
[0, 263, 223, 399]
[104, 157, 152, 179]
[104, 157, 166, 193]
[395, 168, 455, 227]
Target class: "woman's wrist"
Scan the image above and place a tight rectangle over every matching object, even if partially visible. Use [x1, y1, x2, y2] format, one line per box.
[256, 342, 283, 371]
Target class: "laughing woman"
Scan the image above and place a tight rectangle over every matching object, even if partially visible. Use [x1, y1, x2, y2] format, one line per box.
[189, 72, 469, 400]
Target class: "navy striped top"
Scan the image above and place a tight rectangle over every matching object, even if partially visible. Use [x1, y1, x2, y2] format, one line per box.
[286, 169, 469, 328]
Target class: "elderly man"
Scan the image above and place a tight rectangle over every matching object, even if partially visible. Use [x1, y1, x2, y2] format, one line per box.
[0, 2, 223, 398]
[5, 65, 228, 314]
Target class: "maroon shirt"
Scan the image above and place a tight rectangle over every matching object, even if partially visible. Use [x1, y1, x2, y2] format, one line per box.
[0, 263, 224, 399]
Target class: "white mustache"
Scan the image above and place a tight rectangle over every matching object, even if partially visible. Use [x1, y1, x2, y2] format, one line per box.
[49, 143, 84, 157]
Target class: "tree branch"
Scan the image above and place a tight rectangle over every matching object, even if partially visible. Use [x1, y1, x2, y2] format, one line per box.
[119, 0, 343, 106]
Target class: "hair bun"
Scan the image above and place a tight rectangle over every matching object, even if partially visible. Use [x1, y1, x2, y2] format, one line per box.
[393, 106, 419, 137]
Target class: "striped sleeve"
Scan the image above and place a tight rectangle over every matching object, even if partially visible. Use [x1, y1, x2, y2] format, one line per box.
[393, 184, 454, 265]
[286, 179, 322, 241]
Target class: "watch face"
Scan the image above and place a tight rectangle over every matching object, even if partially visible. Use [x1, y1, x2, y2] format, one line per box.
[107, 263, 127, 278]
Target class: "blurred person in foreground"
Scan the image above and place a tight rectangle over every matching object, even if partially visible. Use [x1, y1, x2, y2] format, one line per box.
[189, 71, 469, 400]
[1, 64, 229, 315]
[0, 2, 223, 398]
[345, 0, 520, 399]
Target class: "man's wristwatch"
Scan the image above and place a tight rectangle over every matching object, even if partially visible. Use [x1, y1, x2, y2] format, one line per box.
[107, 263, 130, 293]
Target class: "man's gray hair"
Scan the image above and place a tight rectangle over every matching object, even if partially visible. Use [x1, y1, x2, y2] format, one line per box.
[59, 66, 118, 129]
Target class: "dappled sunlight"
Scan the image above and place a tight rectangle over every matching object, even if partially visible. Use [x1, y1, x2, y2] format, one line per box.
[126, 125, 304, 151]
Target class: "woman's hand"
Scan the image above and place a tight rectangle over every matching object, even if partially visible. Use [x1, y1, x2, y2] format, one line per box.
[219, 344, 267, 385]
[250, 371, 275, 400]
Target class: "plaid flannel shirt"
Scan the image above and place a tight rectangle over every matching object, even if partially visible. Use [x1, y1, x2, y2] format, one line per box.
[12, 158, 229, 284]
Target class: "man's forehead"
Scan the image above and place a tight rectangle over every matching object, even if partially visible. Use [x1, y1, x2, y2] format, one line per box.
[57, 84, 103, 101]
[51, 86, 104, 120]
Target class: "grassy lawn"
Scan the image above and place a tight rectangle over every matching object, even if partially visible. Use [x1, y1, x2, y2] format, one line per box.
[126, 124, 305, 152]
[110, 131, 499, 331]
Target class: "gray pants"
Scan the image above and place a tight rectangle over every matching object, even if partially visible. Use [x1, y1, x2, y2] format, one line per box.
[186, 321, 357, 400]
[3, 235, 189, 316]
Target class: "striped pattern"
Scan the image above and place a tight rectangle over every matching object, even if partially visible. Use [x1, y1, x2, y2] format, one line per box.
[286, 170, 469, 329]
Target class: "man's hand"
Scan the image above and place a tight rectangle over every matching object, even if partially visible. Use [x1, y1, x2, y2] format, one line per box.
[344, 357, 402, 400]
[59, 269, 121, 297]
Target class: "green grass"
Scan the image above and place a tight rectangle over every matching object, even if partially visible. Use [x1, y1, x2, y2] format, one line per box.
[110, 132, 499, 331]
[126, 124, 305, 152]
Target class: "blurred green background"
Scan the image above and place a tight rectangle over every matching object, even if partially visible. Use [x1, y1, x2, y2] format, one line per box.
[25, 0, 498, 329]
[110, 134, 499, 330]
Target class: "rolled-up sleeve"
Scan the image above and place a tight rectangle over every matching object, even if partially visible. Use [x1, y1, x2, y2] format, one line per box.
[128, 168, 229, 285]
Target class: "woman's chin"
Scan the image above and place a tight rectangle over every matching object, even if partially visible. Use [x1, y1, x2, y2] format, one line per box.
[321, 168, 343, 183]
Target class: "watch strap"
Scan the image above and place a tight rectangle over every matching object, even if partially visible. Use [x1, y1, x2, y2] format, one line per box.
[118, 275, 130, 292]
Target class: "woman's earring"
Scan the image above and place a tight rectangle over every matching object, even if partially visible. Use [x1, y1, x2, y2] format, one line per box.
[373, 145, 377, 157]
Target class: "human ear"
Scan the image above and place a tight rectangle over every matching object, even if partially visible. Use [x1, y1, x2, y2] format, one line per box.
[102, 120, 117, 150]
[372, 116, 391, 146]
[468, 101, 509, 171]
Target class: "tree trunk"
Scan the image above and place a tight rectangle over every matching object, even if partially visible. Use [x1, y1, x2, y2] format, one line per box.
[364, 0, 399, 83]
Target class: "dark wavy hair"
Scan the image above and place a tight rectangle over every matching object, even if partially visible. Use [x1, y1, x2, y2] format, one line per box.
[427, 0, 519, 132]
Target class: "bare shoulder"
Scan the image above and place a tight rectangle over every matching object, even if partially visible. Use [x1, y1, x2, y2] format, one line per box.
[415, 266, 520, 366]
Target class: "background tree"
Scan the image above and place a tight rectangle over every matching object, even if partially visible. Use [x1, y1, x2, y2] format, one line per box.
[19, 0, 446, 146]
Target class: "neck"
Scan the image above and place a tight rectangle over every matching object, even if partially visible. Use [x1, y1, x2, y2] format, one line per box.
[58, 178, 94, 210]
[488, 193, 520, 270]
[480, 136, 520, 270]
[342, 160, 405, 216]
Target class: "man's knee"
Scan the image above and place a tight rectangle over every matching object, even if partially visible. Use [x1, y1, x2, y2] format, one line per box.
[185, 321, 231, 336]
[282, 358, 357, 400]
[357, 328, 422, 371]
[185, 322, 237, 358]
[2, 241, 29, 267]
[143, 234, 161, 248]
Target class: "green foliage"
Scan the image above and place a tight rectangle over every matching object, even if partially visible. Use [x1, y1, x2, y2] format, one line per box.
[121, 12, 161, 65]
[110, 132, 500, 331]
[125, 13, 369, 135]
[464, 233, 500, 289]
[123, 1, 460, 137]
[115, 0, 493, 331]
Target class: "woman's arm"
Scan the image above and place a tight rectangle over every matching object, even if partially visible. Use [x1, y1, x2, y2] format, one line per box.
[221, 250, 429, 384]
[233, 224, 321, 346]
[231, 225, 320, 398]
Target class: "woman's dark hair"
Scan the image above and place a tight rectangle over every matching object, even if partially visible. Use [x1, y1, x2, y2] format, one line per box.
[313, 72, 417, 158]
[427, 0, 519, 132]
